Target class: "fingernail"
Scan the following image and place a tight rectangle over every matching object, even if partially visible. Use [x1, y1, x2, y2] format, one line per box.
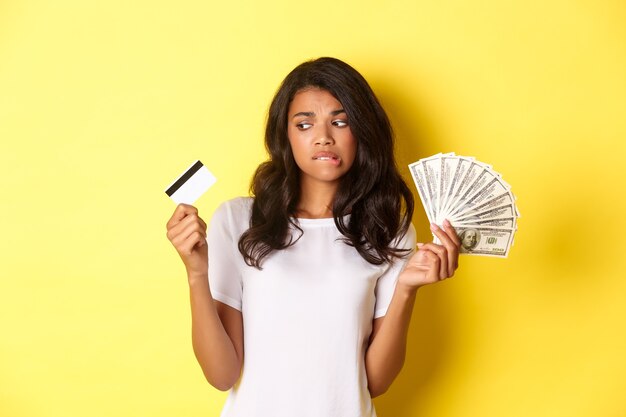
[417, 243, 424, 248]
[430, 223, 439, 232]
[443, 219, 451, 227]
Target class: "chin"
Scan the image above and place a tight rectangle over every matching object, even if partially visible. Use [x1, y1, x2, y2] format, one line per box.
[301, 171, 345, 185]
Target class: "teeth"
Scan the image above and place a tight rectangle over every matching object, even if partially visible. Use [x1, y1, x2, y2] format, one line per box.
[318, 157, 331, 160]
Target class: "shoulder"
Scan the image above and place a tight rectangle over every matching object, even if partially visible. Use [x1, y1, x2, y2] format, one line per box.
[210, 196, 253, 236]
[215, 196, 253, 217]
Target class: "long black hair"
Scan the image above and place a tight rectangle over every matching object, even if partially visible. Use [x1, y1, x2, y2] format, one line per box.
[238, 57, 414, 268]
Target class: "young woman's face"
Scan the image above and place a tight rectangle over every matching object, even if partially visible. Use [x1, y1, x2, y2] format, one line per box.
[287, 88, 357, 187]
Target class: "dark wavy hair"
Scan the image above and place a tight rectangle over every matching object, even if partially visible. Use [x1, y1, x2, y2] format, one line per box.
[238, 57, 414, 268]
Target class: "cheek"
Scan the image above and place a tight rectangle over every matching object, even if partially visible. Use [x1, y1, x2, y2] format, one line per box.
[287, 132, 307, 165]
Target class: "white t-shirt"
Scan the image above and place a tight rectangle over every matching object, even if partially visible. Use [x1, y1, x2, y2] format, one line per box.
[208, 197, 416, 417]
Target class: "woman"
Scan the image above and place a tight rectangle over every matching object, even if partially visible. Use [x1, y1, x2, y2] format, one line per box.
[166, 57, 461, 417]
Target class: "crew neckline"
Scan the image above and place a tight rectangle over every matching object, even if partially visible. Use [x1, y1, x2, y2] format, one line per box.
[294, 214, 350, 227]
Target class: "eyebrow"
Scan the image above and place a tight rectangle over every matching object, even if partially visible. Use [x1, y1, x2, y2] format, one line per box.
[291, 109, 346, 119]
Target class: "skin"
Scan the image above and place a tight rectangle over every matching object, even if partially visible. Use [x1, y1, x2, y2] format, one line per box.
[166, 205, 243, 391]
[165, 87, 461, 397]
[287, 88, 357, 218]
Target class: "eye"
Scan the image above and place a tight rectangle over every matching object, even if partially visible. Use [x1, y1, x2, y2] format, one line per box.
[332, 119, 349, 128]
[296, 122, 312, 130]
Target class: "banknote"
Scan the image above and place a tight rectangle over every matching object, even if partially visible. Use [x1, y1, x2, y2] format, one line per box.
[439, 156, 473, 222]
[408, 161, 435, 223]
[453, 216, 518, 229]
[454, 203, 518, 223]
[447, 167, 502, 219]
[438, 153, 462, 223]
[408, 153, 520, 257]
[440, 160, 487, 222]
[451, 189, 517, 220]
[455, 226, 515, 257]
[420, 153, 445, 221]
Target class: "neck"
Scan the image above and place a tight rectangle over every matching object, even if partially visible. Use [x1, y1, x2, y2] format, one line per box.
[296, 177, 338, 219]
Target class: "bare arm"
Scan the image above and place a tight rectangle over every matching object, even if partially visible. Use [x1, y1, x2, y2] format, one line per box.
[364, 282, 417, 398]
[365, 221, 460, 397]
[167, 204, 244, 391]
[188, 273, 243, 391]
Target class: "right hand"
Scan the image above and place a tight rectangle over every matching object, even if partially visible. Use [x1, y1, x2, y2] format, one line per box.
[166, 204, 208, 277]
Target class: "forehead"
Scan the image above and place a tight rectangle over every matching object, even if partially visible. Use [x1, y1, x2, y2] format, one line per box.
[288, 88, 342, 113]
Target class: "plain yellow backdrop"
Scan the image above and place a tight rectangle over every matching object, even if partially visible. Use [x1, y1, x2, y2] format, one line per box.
[1, 1, 625, 416]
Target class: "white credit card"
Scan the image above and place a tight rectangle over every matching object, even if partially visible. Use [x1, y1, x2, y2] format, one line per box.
[165, 160, 216, 204]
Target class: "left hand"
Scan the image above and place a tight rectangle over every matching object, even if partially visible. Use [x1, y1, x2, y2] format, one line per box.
[398, 219, 461, 290]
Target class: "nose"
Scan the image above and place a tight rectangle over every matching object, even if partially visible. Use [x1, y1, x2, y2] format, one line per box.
[314, 125, 335, 146]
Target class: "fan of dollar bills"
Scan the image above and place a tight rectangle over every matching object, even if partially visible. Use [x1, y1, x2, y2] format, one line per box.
[409, 153, 520, 257]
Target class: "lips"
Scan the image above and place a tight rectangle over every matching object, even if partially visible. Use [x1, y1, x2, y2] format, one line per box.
[312, 151, 341, 162]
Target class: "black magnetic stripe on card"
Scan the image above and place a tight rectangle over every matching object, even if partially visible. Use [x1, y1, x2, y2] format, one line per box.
[165, 160, 204, 196]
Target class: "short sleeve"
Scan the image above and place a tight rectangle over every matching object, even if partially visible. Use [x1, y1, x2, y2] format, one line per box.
[207, 199, 247, 311]
[373, 223, 417, 318]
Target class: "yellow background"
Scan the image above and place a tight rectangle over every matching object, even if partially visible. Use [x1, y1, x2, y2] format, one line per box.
[1, 1, 625, 416]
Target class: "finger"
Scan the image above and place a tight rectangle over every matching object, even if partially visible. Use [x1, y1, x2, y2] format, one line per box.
[198, 216, 208, 233]
[181, 219, 207, 240]
[442, 219, 461, 247]
[176, 212, 207, 236]
[430, 224, 459, 277]
[431, 222, 457, 248]
[180, 231, 207, 256]
[171, 219, 207, 249]
[419, 241, 448, 280]
[166, 204, 198, 230]
[167, 212, 204, 242]
[435, 221, 460, 275]
[421, 249, 442, 282]
[169, 216, 206, 250]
